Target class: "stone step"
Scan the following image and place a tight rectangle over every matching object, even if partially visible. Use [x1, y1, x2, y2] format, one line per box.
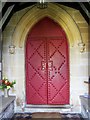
[15, 105, 73, 113]
[25, 107, 72, 113]
[26, 104, 72, 109]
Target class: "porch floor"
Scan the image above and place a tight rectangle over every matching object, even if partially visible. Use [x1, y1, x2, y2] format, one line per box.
[12, 112, 84, 119]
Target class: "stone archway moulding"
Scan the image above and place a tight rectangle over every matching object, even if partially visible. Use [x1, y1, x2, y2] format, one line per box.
[12, 3, 82, 47]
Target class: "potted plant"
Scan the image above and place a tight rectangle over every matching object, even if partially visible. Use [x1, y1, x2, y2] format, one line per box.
[0, 77, 16, 97]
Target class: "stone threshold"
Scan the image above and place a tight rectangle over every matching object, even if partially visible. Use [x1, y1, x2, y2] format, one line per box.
[26, 104, 72, 109]
[15, 106, 73, 114]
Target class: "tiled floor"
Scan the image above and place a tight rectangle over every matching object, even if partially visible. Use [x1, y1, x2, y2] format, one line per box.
[12, 113, 85, 120]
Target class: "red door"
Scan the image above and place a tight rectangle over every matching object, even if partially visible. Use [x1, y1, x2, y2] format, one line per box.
[26, 38, 48, 104]
[48, 38, 69, 104]
[26, 17, 69, 105]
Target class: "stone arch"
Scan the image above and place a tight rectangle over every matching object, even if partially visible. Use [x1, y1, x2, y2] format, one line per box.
[12, 3, 82, 48]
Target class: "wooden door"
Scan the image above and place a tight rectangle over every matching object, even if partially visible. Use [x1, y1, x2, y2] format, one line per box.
[26, 17, 69, 105]
[26, 38, 48, 104]
[48, 38, 69, 104]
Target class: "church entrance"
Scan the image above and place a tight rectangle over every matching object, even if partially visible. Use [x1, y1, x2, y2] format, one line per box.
[26, 17, 69, 105]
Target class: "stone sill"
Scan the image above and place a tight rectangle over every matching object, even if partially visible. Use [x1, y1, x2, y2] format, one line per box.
[0, 96, 16, 113]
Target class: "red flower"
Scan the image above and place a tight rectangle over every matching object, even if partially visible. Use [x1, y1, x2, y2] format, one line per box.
[2, 80, 5, 84]
[6, 81, 11, 86]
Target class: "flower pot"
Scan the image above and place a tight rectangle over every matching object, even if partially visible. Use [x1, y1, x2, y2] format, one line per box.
[4, 89, 9, 97]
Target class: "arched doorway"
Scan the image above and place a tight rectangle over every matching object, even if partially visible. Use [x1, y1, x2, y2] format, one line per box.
[26, 17, 69, 105]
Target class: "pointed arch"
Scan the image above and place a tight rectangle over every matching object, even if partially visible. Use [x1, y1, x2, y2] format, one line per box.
[12, 3, 82, 47]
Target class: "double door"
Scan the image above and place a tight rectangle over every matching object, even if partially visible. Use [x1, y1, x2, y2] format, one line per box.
[26, 37, 69, 105]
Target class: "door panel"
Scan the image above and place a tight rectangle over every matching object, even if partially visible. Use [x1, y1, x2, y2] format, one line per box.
[48, 39, 69, 104]
[26, 38, 47, 104]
